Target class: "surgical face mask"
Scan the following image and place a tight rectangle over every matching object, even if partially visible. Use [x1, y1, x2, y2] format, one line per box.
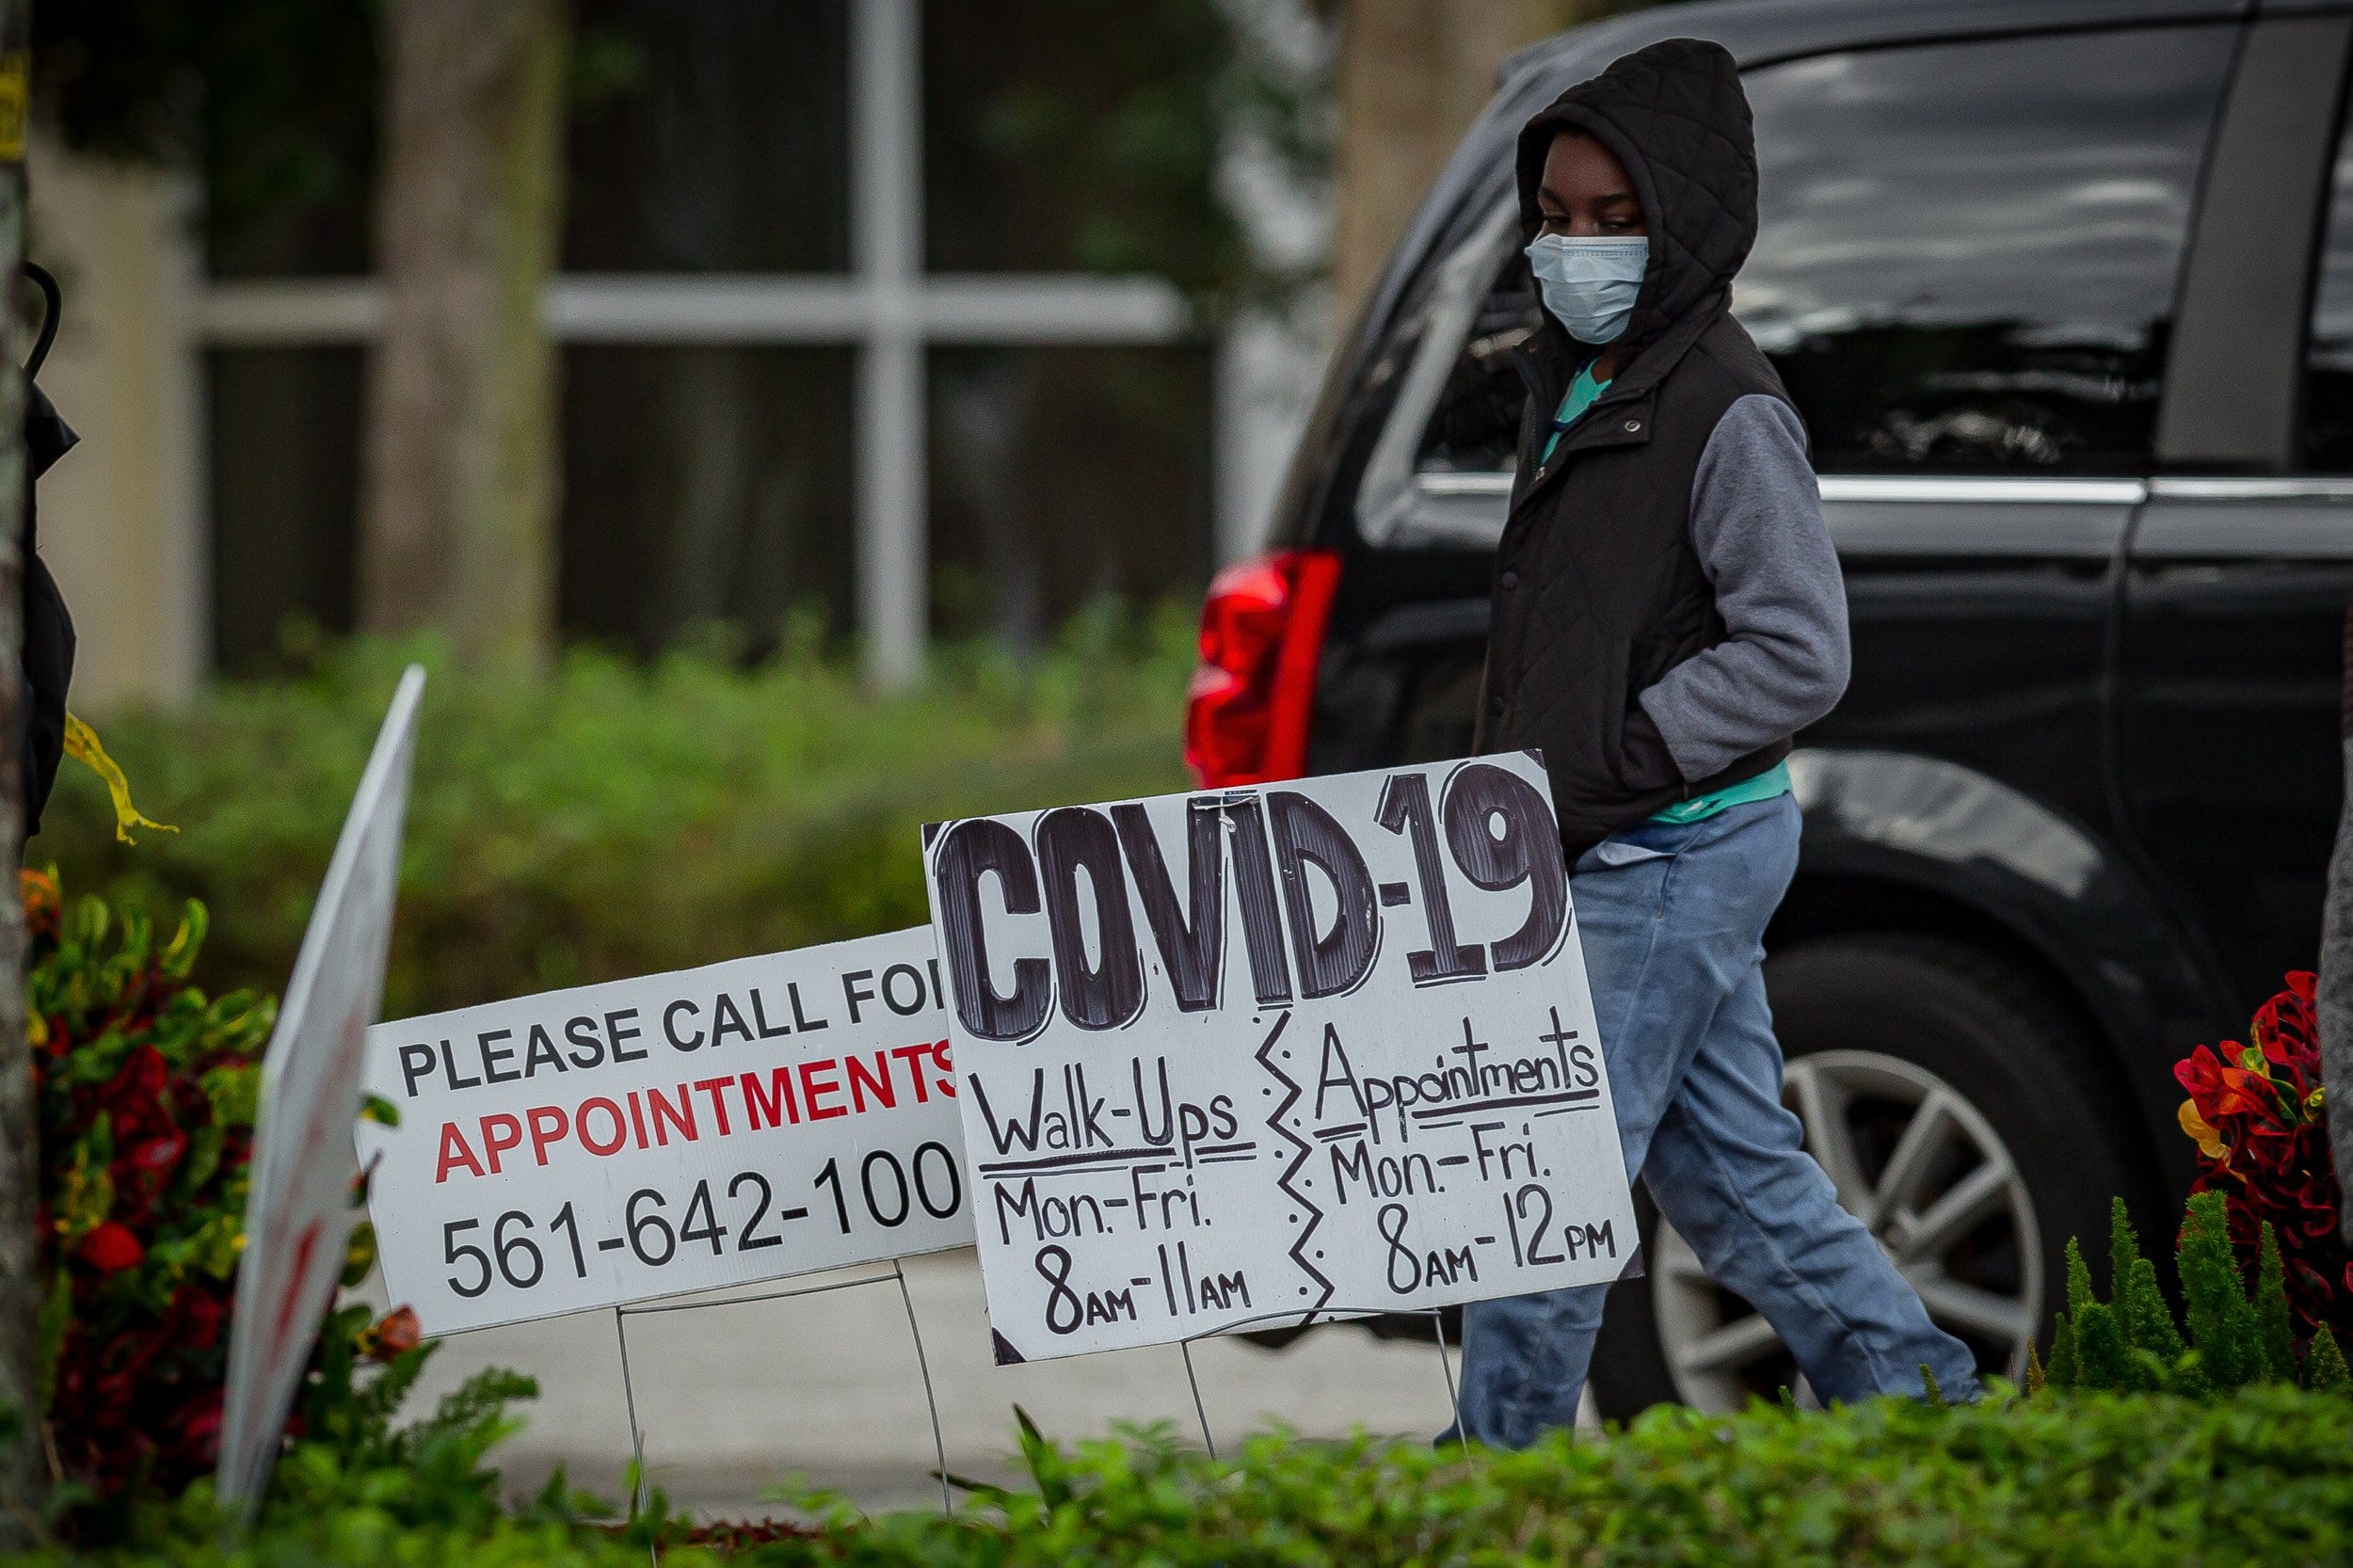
[1524, 234, 1648, 345]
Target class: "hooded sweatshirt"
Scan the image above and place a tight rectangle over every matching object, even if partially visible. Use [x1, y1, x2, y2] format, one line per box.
[1476, 37, 1849, 861]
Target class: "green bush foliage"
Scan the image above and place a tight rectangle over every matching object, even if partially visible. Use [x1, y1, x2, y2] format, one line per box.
[24, 871, 466, 1541]
[36, 616, 1193, 1018]
[21, 1337, 719, 1567]
[35, 1385, 2353, 1567]
[24, 871, 275, 1516]
[793, 1389, 2353, 1567]
[2047, 1193, 2350, 1397]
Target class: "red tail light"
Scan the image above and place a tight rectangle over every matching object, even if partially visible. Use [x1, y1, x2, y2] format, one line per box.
[1184, 548, 1342, 786]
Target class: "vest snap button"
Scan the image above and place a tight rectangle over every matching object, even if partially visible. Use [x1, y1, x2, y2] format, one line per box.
[1623, 418, 1641, 433]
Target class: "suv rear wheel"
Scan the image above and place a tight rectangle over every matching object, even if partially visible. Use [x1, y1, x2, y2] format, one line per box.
[1588, 935, 2146, 1416]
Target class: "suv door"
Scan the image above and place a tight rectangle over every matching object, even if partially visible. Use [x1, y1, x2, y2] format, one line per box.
[1636, 18, 2236, 1415]
[1734, 25, 2234, 848]
[2121, 12, 2353, 1018]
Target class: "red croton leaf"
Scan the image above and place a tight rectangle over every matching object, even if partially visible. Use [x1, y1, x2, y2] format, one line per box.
[361, 1305, 423, 1363]
[2180, 970, 2353, 1352]
[2176, 1043, 2266, 1121]
[74, 1221, 143, 1275]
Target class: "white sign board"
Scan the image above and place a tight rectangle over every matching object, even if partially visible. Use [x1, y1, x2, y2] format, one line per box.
[923, 752, 1640, 1363]
[219, 665, 424, 1509]
[359, 928, 971, 1335]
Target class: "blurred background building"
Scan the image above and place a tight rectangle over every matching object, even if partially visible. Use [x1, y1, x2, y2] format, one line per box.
[24, 0, 1636, 708]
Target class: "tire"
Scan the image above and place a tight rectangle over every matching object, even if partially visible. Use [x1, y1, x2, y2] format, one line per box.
[1588, 934, 2152, 1417]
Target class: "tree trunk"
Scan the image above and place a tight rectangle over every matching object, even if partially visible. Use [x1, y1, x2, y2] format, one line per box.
[0, 7, 37, 1539]
[361, 0, 569, 666]
[1329, 0, 1652, 319]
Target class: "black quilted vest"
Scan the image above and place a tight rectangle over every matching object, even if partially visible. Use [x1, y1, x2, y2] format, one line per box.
[1474, 38, 1794, 864]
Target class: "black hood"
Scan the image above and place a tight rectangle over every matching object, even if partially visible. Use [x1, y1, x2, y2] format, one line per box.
[1513, 37, 1756, 372]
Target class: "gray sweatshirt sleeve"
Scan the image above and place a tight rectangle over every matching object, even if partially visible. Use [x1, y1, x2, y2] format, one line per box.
[1634, 393, 1849, 782]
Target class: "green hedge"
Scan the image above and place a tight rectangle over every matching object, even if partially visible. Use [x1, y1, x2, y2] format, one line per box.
[35, 614, 1193, 1020]
[30, 1386, 2353, 1565]
[765, 1389, 2353, 1567]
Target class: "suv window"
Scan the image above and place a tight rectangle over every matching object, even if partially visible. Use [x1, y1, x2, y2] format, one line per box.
[1381, 23, 2233, 538]
[2305, 100, 2353, 471]
[1738, 27, 2231, 474]
[1414, 248, 1539, 476]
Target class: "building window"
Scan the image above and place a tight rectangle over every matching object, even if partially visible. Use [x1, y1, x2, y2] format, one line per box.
[560, 346, 857, 656]
[929, 345, 1213, 648]
[206, 347, 362, 673]
[198, 0, 1200, 681]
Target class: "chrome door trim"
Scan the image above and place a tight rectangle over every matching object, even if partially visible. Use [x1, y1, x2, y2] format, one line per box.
[1816, 475, 2140, 558]
[1415, 471, 1513, 498]
[1398, 470, 2353, 511]
[1410, 472, 2153, 505]
[2147, 475, 2353, 502]
[2136, 474, 2353, 559]
[1817, 475, 2149, 505]
[1378, 472, 2152, 555]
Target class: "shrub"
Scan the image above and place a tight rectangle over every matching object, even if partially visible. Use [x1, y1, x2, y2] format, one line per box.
[35, 616, 1193, 1019]
[643, 1389, 2353, 1568]
[25, 868, 274, 1512]
[25, 868, 421, 1536]
[2043, 1192, 2348, 1397]
[22, 1384, 2353, 1566]
[31, 1342, 710, 1567]
[2174, 969, 2353, 1346]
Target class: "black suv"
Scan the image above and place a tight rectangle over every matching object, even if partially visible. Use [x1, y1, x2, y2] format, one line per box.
[1184, 0, 2353, 1415]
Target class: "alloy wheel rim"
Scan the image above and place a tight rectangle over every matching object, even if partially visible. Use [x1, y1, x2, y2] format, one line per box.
[1649, 1049, 2043, 1410]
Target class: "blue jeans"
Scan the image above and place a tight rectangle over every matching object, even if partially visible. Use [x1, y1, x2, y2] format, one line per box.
[1451, 794, 1978, 1447]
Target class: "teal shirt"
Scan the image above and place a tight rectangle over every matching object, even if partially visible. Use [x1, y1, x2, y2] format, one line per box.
[1538, 372, 1795, 827]
[1649, 759, 1793, 824]
[1540, 363, 1612, 463]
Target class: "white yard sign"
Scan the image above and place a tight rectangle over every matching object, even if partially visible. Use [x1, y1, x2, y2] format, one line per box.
[923, 752, 1640, 1363]
[360, 929, 971, 1335]
[219, 665, 425, 1509]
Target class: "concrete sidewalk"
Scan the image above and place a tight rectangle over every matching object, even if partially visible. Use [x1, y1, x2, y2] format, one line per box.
[383, 1247, 1538, 1519]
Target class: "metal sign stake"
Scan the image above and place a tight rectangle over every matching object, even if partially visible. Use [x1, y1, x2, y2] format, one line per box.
[1175, 1306, 1475, 1468]
[1179, 1339, 1216, 1459]
[615, 1306, 649, 1519]
[611, 1269, 956, 1529]
[890, 1257, 955, 1516]
[1430, 1308, 1470, 1461]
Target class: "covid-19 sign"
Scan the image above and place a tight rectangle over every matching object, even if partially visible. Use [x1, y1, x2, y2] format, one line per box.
[922, 751, 1641, 1363]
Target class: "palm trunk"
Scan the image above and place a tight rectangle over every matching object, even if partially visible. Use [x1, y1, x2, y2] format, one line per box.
[360, 0, 569, 667]
[0, 5, 38, 1538]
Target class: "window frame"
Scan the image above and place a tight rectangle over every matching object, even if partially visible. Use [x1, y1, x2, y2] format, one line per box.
[2160, 12, 2349, 474]
[1353, 199, 1522, 548]
[2260, 15, 2353, 474]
